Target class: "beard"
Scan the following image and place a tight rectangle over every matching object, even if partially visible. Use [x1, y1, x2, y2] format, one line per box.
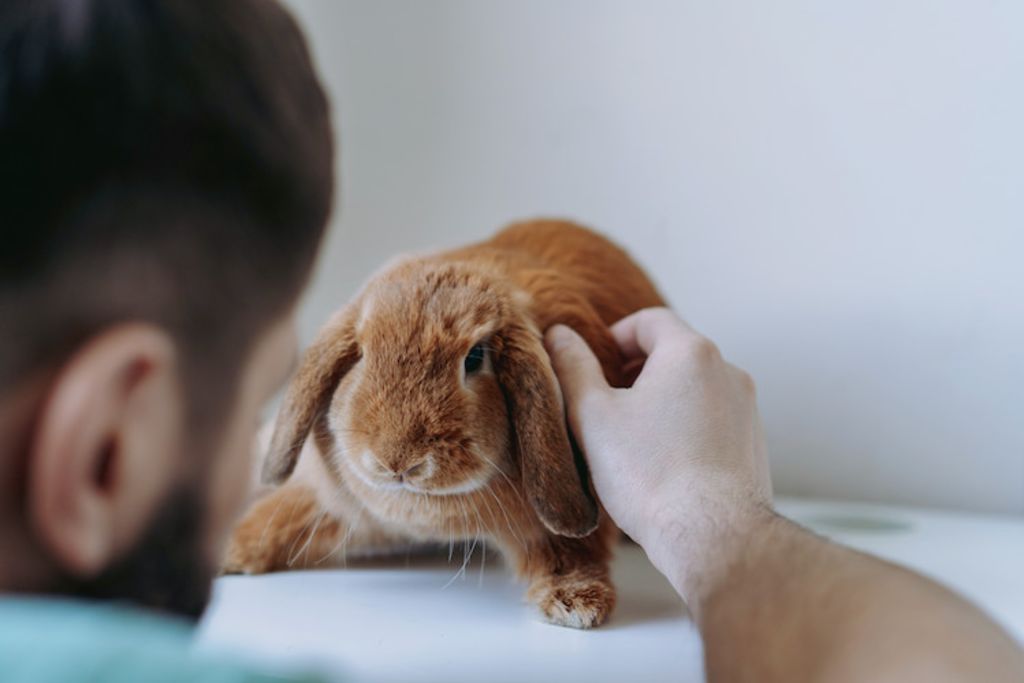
[50, 485, 213, 622]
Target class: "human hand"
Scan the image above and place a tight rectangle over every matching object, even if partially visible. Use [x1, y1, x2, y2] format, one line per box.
[544, 308, 773, 601]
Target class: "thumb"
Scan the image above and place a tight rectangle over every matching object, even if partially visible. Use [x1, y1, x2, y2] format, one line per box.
[544, 325, 610, 408]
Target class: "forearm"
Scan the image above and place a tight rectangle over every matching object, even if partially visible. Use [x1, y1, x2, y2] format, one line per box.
[650, 506, 1024, 682]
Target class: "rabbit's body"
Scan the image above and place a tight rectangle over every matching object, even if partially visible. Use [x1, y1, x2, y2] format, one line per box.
[225, 220, 664, 628]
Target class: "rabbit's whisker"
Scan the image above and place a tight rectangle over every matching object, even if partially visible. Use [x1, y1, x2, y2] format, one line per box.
[442, 496, 474, 589]
[476, 451, 520, 495]
[288, 509, 326, 567]
[337, 504, 366, 567]
[271, 494, 306, 560]
[448, 513, 455, 563]
[313, 513, 346, 564]
[479, 536, 486, 587]
[257, 490, 290, 551]
[483, 484, 525, 550]
[477, 452, 527, 547]
[470, 502, 487, 587]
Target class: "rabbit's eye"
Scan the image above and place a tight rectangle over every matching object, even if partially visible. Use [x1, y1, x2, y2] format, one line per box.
[464, 343, 486, 375]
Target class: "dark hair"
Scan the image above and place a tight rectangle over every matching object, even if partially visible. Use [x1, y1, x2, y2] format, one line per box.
[0, 0, 333, 432]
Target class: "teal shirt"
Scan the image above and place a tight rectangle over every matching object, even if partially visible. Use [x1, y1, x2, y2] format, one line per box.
[0, 597, 325, 683]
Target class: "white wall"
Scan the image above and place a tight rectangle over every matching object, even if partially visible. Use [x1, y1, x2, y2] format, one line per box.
[283, 0, 1024, 514]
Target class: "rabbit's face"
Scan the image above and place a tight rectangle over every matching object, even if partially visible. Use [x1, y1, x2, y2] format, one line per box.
[327, 261, 518, 499]
[265, 255, 600, 538]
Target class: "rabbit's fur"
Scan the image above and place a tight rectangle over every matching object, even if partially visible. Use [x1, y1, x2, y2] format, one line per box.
[224, 219, 664, 628]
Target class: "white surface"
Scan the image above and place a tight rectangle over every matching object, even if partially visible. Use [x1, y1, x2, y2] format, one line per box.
[197, 497, 1024, 683]
[280, 0, 1024, 514]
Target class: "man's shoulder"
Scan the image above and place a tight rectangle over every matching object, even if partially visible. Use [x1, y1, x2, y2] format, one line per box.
[0, 596, 322, 683]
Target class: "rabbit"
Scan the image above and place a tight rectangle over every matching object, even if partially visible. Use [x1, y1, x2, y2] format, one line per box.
[223, 219, 665, 629]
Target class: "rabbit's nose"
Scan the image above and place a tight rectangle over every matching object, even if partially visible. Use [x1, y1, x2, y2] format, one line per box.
[399, 462, 426, 480]
[394, 455, 433, 482]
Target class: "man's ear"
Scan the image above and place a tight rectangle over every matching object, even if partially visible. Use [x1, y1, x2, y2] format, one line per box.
[28, 324, 184, 577]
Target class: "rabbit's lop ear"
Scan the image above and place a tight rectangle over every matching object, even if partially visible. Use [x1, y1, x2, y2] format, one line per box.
[262, 309, 360, 485]
[496, 323, 599, 538]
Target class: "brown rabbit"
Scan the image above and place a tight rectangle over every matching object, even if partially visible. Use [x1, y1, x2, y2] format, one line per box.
[224, 219, 664, 628]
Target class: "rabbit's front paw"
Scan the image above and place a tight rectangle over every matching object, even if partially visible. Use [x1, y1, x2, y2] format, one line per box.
[220, 484, 327, 575]
[528, 569, 616, 629]
[222, 531, 277, 575]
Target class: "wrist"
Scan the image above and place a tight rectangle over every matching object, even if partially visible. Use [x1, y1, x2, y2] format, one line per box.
[638, 486, 776, 614]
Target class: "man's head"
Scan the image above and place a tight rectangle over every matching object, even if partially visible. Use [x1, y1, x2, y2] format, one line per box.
[0, 0, 332, 618]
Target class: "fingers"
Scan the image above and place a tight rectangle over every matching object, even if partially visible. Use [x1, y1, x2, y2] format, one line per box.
[544, 325, 611, 408]
[610, 307, 696, 359]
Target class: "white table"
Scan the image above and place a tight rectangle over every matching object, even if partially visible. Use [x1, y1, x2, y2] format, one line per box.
[197, 497, 1024, 682]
